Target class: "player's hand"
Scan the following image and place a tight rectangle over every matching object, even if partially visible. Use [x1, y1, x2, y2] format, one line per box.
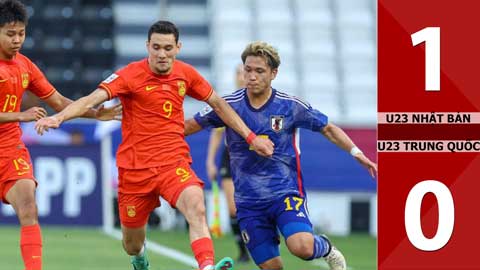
[20, 106, 47, 122]
[354, 154, 377, 179]
[251, 136, 274, 157]
[207, 160, 218, 181]
[95, 103, 122, 121]
[34, 116, 62, 135]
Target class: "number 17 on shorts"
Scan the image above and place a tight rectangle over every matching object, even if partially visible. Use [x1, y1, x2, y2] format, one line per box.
[378, 1, 480, 269]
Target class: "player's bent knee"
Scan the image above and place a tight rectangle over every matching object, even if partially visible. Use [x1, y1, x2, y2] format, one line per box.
[186, 201, 206, 223]
[290, 243, 314, 259]
[183, 192, 206, 220]
[15, 200, 38, 224]
[286, 233, 314, 259]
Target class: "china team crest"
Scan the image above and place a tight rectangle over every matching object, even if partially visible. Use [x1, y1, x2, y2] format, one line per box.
[21, 73, 29, 88]
[127, 206, 136, 217]
[270, 115, 284, 132]
[177, 81, 186, 96]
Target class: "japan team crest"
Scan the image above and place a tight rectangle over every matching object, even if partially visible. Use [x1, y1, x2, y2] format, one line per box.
[270, 115, 284, 132]
[127, 205, 136, 217]
[21, 73, 29, 88]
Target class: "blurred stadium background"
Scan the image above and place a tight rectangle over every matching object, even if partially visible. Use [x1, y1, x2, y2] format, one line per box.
[0, 0, 377, 269]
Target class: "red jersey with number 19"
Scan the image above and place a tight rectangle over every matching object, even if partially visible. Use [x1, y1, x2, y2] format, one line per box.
[99, 59, 213, 169]
[0, 53, 55, 151]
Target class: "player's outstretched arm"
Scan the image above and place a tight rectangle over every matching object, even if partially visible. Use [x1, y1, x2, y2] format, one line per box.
[0, 106, 47, 123]
[184, 118, 204, 136]
[43, 91, 121, 121]
[206, 92, 274, 157]
[321, 123, 377, 178]
[35, 89, 109, 135]
[206, 128, 223, 181]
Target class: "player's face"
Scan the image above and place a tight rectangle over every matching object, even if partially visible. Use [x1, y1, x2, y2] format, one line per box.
[146, 33, 181, 75]
[0, 21, 26, 60]
[244, 56, 277, 95]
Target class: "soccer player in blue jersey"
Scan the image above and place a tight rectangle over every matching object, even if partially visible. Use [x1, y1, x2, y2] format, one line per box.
[184, 41, 377, 270]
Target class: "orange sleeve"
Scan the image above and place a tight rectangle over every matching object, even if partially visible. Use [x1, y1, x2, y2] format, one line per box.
[27, 59, 56, 99]
[97, 68, 130, 100]
[185, 65, 214, 101]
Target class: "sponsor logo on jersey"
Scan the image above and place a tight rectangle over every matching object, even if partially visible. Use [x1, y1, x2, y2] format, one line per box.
[145, 85, 158, 91]
[296, 212, 306, 218]
[270, 115, 284, 132]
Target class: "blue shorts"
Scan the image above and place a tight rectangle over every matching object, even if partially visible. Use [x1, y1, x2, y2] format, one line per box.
[237, 194, 313, 265]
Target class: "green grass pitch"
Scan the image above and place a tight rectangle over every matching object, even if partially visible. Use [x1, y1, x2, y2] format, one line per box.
[0, 226, 376, 270]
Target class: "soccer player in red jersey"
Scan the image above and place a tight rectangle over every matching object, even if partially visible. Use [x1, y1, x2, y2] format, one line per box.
[35, 21, 274, 270]
[0, 1, 120, 270]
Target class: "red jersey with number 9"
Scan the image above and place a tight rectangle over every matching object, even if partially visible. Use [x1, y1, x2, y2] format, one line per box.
[0, 53, 55, 151]
[99, 59, 213, 169]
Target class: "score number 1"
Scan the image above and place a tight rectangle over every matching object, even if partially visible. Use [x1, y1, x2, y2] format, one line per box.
[411, 27, 440, 91]
[405, 27, 454, 251]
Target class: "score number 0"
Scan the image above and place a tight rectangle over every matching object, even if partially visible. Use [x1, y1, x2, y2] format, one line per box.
[404, 27, 454, 251]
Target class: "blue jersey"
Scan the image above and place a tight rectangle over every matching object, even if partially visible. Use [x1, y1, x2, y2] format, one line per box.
[194, 88, 328, 207]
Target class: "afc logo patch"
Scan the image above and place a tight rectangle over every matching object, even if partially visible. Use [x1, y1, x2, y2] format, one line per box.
[103, 73, 119, 84]
[127, 205, 136, 217]
[270, 115, 284, 132]
[241, 229, 250, 244]
[199, 105, 213, 116]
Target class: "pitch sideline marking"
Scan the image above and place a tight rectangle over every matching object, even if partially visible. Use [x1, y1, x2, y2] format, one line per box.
[103, 228, 197, 267]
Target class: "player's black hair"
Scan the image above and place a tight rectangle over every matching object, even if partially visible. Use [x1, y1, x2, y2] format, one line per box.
[148, 20, 179, 43]
[0, 0, 28, 28]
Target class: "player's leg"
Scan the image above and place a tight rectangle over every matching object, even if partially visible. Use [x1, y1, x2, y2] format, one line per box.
[117, 168, 161, 270]
[220, 149, 249, 263]
[221, 177, 249, 262]
[275, 195, 346, 270]
[118, 192, 158, 270]
[161, 161, 232, 270]
[5, 179, 42, 270]
[176, 185, 217, 269]
[258, 257, 283, 269]
[2, 147, 42, 270]
[237, 206, 283, 270]
[122, 225, 149, 270]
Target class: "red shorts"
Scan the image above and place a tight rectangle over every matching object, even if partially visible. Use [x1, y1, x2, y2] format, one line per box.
[118, 159, 204, 228]
[0, 144, 36, 204]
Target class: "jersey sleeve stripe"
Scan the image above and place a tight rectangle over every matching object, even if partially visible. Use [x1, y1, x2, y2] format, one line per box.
[201, 88, 214, 101]
[38, 88, 56, 99]
[276, 91, 311, 108]
[224, 96, 244, 104]
[222, 88, 246, 99]
[276, 95, 309, 109]
[99, 83, 113, 100]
